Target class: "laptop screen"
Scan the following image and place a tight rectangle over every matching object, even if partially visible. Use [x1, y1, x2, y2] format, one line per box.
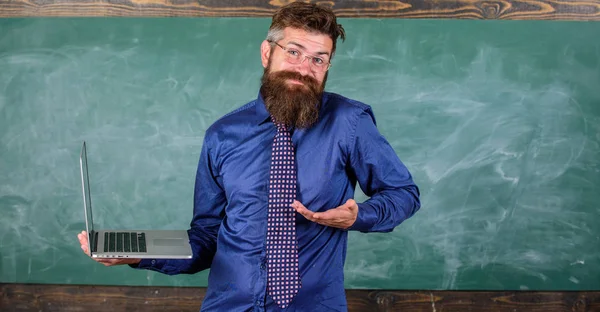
[79, 142, 95, 247]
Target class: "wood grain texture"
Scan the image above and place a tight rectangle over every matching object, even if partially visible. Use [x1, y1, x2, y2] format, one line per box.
[2, 283, 600, 312]
[0, 0, 599, 20]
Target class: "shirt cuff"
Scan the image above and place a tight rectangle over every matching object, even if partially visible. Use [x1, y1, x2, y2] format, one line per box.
[348, 203, 377, 232]
[129, 259, 161, 270]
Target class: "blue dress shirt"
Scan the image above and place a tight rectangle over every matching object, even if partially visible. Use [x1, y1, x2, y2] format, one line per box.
[135, 91, 421, 311]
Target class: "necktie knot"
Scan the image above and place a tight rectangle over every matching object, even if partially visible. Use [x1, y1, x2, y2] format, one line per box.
[275, 122, 286, 131]
[271, 115, 289, 131]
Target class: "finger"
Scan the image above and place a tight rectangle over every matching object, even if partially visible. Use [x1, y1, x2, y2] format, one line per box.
[78, 232, 91, 256]
[97, 259, 118, 266]
[78, 234, 88, 245]
[78, 231, 88, 243]
[313, 200, 357, 220]
[100, 260, 116, 266]
[291, 200, 315, 220]
[334, 199, 356, 211]
[313, 207, 344, 220]
[81, 245, 91, 256]
[313, 208, 338, 221]
[100, 258, 138, 266]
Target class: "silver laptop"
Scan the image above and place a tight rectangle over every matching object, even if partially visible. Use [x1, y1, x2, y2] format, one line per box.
[79, 141, 193, 259]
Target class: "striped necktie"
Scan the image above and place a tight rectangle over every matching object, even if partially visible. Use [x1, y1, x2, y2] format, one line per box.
[266, 122, 301, 308]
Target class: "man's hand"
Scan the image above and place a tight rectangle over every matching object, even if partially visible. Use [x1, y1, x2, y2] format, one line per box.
[77, 231, 141, 266]
[291, 199, 358, 229]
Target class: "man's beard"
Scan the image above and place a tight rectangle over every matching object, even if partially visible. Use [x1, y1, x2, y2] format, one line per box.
[260, 64, 326, 129]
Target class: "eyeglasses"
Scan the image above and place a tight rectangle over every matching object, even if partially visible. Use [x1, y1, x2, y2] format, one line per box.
[270, 41, 331, 72]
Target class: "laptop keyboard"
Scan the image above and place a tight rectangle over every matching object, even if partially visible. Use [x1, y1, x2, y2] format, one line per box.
[104, 232, 147, 253]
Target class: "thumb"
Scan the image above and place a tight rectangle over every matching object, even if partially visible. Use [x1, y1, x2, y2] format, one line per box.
[345, 199, 357, 210]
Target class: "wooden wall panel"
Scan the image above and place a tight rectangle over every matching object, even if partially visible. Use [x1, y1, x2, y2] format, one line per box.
[2, 283, 600, 312]
[0, 0, 599, 20]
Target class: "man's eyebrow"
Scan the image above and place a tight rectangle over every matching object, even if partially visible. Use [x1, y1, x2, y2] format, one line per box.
[287, 41, 331, 57]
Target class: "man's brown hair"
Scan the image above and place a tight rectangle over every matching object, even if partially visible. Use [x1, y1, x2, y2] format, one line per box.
[267, 2, 346, 57]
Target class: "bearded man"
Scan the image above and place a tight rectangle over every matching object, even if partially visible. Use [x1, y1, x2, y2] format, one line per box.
[77, 2, 420, 311]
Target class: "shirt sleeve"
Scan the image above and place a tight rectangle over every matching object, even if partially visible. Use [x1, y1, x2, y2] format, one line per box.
[132, 133, 226, 274]
[347, 109, 421, 233]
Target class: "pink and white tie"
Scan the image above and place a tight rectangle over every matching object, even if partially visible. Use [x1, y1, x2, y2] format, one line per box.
[266, 122, 301, 308]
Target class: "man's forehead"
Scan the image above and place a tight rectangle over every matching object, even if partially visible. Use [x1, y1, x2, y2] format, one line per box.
[281, 27, 333, 51]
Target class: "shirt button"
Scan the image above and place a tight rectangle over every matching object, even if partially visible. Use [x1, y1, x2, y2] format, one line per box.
[260, 263, 266, 270]
[151, 260, 156, 265]
[255, 300, 261, 306]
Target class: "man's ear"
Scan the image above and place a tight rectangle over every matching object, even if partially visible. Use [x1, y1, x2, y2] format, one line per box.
[260, 40, 271, 68]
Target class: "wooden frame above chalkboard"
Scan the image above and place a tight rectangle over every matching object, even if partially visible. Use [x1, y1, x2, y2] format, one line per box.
[0, 0, 599, 20]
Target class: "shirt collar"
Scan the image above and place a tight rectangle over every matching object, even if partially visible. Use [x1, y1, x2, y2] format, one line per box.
[255, 91, 272, 125]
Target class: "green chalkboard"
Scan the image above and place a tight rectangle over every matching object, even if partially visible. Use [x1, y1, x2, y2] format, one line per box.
[1, 18, 599, 290]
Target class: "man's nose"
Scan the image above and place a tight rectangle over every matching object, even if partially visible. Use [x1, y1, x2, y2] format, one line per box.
[294, 57, 312, 76]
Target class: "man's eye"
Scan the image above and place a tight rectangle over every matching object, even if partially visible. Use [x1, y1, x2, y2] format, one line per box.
[312, 57, 324, 65]
[287, 49, 300, 57]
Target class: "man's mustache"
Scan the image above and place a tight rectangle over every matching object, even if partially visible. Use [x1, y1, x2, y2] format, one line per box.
[269, 70, 319, 89]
